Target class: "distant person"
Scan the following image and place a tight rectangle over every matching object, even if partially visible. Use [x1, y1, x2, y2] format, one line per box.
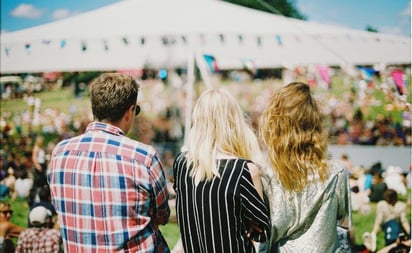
[377, 233, 410, 253]
[340, 153, 354, 175]
[173, 88, 270, 252]
[48, 73, 171, 252]
[0, 200, 24, 252]
[32, 135, 48, 188]
[371, 189, 410, 246]
[350, 185, 371, 215]
[384, 166, 407, 196]
[29, 184, 57, 229]
[368, 166, 388, 203]
[259, 82, 352, 252]
[11, 170, 33, 200]
[30, 135, 48, 206]
[15, 206, 62, 253]
[0, 167, 15, 198]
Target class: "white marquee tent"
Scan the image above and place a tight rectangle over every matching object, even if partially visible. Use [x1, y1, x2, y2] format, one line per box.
[1, 0, 410, 74]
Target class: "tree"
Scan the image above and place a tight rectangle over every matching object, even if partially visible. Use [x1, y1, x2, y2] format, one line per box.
[365, 25, 378, 33]
[223, 0, 306, 20]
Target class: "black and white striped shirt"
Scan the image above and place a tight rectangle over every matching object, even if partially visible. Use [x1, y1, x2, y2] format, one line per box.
[173, 153, 270, 253]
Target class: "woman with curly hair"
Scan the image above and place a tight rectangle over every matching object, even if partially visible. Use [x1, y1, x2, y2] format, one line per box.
[259, 82, 352, 252]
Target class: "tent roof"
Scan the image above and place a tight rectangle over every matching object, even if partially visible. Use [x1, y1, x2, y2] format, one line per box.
[1, 0, 410, 73]
[1, 0, 320, 40]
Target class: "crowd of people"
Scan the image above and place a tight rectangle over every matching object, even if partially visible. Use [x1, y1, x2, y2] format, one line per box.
[0, 72, 410, 252]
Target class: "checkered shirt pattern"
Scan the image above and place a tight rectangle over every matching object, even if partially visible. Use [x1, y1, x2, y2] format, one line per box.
[15, 228, 62, 253]
[48, 122, 170, 252]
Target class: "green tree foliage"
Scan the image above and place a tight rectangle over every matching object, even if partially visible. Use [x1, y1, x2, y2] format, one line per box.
[62, 71, 102, 87]
[223, 0, 306, 20]
[366, 25, 379, 33]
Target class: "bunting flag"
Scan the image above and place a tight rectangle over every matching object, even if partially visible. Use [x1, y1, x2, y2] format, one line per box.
[24, 43, 31, 55]
[275, 34, 283, 46]
[256, 36, 262, 47]
[81, 41, 87, 52]
[391, 69, 404, 95]
[317, 65, 330, 88]
[181, 36, 187, 44]
[359, 67, 375, 86]
[238, 35, 244, 44]
[60, 40, 66, 48]
[122, 37, 129, 45]
[219, 34, 225, 43]
[203, 54, 219, 73]
[242, 58, 256, 76]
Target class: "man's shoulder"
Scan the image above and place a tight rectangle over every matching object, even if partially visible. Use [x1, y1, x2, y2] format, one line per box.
[44, 228, 61, 237]
[121, 136, 158, 157]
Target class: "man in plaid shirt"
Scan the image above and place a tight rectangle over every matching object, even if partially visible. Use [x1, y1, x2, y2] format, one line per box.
[16, 206, 62, 253]
[48, 73, 170, 252]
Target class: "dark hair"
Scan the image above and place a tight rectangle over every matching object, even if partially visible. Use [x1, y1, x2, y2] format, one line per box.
[89, 73, 139, 122]
[38, 185, 51, 202]
[351, 186, 360, 193]
[384, 189, 398, 206]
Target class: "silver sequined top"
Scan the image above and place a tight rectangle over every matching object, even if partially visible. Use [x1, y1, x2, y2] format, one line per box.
[261, 160, 351, 253]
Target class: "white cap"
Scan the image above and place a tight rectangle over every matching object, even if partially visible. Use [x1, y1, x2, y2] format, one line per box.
[29, 206, 51, 225]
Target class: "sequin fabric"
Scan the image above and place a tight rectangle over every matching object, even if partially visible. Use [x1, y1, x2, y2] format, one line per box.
[260, 161, 351, 253]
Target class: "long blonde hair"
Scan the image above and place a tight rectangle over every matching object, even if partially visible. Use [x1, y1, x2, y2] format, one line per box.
[186, 88, 263, 185]
[260, 82, 328, 192]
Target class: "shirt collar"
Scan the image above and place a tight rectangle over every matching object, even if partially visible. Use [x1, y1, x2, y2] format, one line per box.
[86, 122, 125, 136]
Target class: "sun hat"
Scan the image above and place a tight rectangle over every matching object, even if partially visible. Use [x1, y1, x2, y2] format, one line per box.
[29, 206, 51, 226]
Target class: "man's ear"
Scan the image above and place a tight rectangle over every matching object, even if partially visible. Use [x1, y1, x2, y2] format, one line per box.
[125, 105, 135, 121]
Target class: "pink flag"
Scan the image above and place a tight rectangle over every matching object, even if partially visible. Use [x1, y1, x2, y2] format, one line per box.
[317, 65, 330, 85]
[391, 69, 404, 94]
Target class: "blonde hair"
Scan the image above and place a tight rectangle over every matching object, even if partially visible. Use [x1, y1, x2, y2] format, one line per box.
[186, 88, 263, 185]
[0, 200, 10, 211]
[260, 82, 328, 192]
[34, 135, 45, 148]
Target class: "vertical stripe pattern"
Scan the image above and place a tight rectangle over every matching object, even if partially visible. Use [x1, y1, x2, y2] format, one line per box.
[173, 153, 269, 253]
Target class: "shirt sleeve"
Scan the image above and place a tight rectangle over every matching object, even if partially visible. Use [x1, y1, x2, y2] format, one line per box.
[240, 163, 270, 242]
[149, 153, 170, 226]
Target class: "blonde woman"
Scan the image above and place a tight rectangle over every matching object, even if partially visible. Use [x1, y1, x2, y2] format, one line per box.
[173, 88, 270, 253]
[259, 82, 352, 252]
[32, 135, 48, 188]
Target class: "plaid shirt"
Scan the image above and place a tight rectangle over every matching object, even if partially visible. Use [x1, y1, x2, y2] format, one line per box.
[15, 227, 62, 253]
[48, 122, 170, 252]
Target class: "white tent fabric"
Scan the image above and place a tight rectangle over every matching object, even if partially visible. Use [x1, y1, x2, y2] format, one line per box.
[1, 0, 410, 73]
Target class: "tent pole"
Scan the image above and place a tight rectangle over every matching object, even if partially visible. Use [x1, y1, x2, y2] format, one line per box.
[183, 51, 195, 149]
[195, 51, 212, 89]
